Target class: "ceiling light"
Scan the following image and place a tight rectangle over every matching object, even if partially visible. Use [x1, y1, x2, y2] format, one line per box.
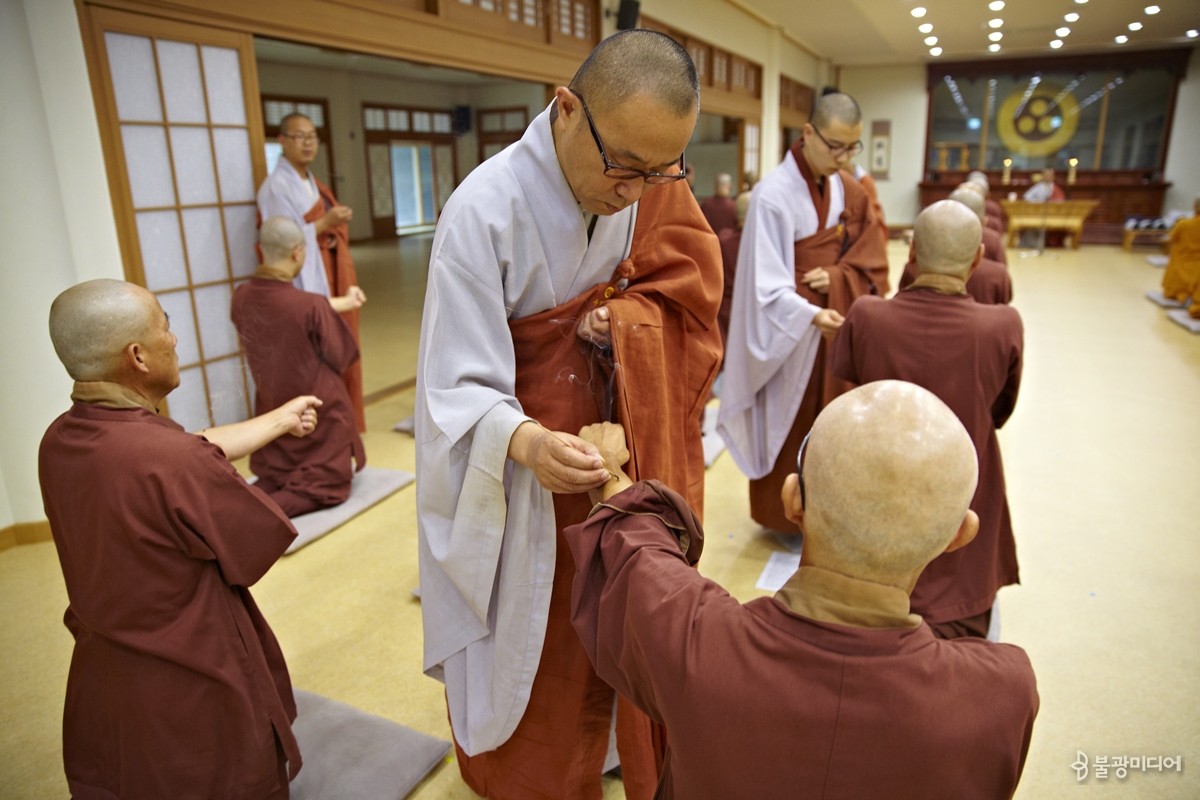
[1065, 12, 1080, 22]
[989, 31, 1004, 41]
[1115, 34, 1128, 43]
[989, 43, 1001, 52]
[925, 36, 938, 45]
[929, 46, 943, 56]
[989, 0, 1005, 9]
[1189, 30, 1199, 38]
[1074, 0, 1088, 4]
[918, 23, 933, 33]
[988, 18, 1004, 28]
[1128, 21, 1143, 31]
[1145, 5, 1160, 14]
[1056, 27, 1071, 37]
[911, 6, 927, 17]
[1050, 39, 1063, 49]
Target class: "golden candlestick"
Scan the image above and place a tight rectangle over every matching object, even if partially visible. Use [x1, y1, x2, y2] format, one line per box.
[1067, 157, 1078, 185]
[1002, 158, 1012, 185]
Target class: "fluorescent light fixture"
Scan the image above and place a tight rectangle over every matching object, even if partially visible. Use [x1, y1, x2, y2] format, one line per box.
[1050, 39, 1063, 48]
[988, 18, 1004, 28]
[930, 46, 943, 56]
[989, 43, 1001, 52]
[911, 6, 927, 17]
[1128, 21, 1143, 31]
[1115, 34, 1128, 43]
[925, 36, 938, 45]
[1065, 12, 1079, 22]
[989, 31, 1004, 41]
[1056, 27, 1071, 37]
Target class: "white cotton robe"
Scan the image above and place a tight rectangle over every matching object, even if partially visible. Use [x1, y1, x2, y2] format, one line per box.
[716, 151, 847, 479]
[415, 104, 636, 756]
[257, 159, 331, 297]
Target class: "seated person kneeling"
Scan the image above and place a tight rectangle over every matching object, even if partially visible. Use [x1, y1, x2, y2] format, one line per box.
[567, 380, 1039, 800]
[232, 216, 366, 516]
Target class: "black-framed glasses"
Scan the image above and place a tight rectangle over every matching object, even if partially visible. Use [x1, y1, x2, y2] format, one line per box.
[796, 431, 812, 509]
[810, 126, 863, 158]
[572, 90, 687, 184]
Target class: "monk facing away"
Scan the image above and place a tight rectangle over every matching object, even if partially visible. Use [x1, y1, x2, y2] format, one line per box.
[232, 216, 366, 517]
[40, 279, 322, 798]
[1161, 194, 1200, 318]
[568, 381, 1039, 799]
[832, 199, 1024, 640]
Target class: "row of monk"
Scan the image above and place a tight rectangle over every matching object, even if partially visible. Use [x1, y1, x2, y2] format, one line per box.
[39, 29, 1038, 800]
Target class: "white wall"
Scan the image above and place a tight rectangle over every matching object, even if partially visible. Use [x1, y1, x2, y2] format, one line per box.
[1162, 47, 1200, 214]
[1, 0, 123, 526]
[839, 63, 929, 227]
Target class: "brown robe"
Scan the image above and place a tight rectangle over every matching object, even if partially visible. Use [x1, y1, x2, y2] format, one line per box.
[699, 194, 737, 236]
[748, 143, 889, 532]
[852, 170, 890, 250]
[899, 254, 1013, 305]
[984, 225, 1009, 266]
[567, 481, 1039, 800]
[831, 286, 1024, 628]
[985, 196, 1006, 231]
[302, 179, 366, 432]
[452, 179, 722, 800]
[717, 225, 742, 354]
[39, 390, 300, 799]
[232, 278, 366, 517]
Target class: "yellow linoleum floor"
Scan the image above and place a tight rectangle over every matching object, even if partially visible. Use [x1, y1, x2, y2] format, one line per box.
[2, 239, 1198, 798]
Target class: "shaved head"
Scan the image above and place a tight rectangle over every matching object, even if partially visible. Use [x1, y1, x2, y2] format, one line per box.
[914, 199, 983, 277]
[948, 185, 986, 223]
[260, 216, 305, 264]
[803, 380, 978, 583]
[49, 279, 156, 381]
[569, 29, 698, 118]
[714, 173, 733, 195]
[966, 170, 990, 192]
[810, 92, 862, 130]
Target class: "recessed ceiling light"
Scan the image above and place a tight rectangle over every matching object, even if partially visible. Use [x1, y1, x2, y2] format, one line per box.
[988, 18, 1004, 28]
[919, 23, 933, 33]
[989, 31, 1004, 41]
[1128, 21, 1143, 31]
[1115, 34, 1128, 43]
[1056, 27, 1071, 37]
[1075, 0, 1088, 4]
[989, 0, 1005, 10]
[989, 43, 1001, 52]
[1065, 12, 1079, 22]
[924, 36, 939, 45]
[1145, 5, 1160, 14]
[1189, 30, 1200, 38]
[1050, 39, 1064, 49]
[930, 46, 943, 56]
[911, 6, 927, 18]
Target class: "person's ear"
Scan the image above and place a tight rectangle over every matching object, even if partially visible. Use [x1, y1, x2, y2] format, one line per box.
[782, 473, 805, 526]
[554, 86, 579, 119]
[125, 341, 150, 374]
[943, 510, 980, 554]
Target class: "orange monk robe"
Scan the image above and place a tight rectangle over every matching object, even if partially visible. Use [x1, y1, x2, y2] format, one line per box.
[1162, 215, 1200, 311]
[455, 179, 722, 800]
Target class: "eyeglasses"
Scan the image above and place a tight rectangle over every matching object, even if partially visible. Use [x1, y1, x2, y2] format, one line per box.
[796, 431, 811, 509]
[810, 126, 863, 158]
[572, 90, 687, 185]
[282, 132, 319, 144]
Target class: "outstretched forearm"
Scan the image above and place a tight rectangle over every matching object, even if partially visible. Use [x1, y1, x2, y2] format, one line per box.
[197, 395, 321, 460]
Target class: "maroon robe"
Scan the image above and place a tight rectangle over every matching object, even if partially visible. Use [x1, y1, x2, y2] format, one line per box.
[985, 196, 1006, 231]
[232, 278, 366, 517]
[699, 194, 737, 235]
[899, 254, 1013, 305]
[567, 481, 1039, 800]
[749, 143, 889, 532]
[717, 225, 742, 354]
[831, 287, 1024, 629]
[984, 225, 1009, 266]
[453, 179, 722, 800]
[39, 395, 301, 799]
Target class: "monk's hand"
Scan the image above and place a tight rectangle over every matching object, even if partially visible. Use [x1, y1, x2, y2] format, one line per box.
[813, 309, 844, 339]
[279, 395, 322, 438]
[801, 267, 831, 294]
[330, 286, 367, 312]
[576, 306, 612, 347]
[509, 422, 610, 494]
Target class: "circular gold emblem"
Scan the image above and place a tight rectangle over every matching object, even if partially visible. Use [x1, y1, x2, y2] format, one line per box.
[997, 83, 1079, 157]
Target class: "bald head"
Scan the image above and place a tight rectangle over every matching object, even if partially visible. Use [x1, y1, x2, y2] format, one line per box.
[714, 173, 733, 197]
[810, 92, 861, 130]
[569, 29, 698, 118]
[49, 279, 157, 381]
[260, 216, 305, 264]
[948, 185, 986, 223]
[802, 381, 978, 583]
[966, 170, 990, 192]
[914, 199, 983, 277]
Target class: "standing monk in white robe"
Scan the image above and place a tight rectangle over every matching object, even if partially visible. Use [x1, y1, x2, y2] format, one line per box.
[257, 112, 367, 431]
[718, 92, 888, 541]
[415, 30, 722, 800]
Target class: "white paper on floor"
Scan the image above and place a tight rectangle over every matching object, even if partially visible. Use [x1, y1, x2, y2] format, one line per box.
[756, 551, 801, 592]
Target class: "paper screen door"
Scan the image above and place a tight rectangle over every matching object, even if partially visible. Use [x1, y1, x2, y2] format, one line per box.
[80, 6, 267, 431]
